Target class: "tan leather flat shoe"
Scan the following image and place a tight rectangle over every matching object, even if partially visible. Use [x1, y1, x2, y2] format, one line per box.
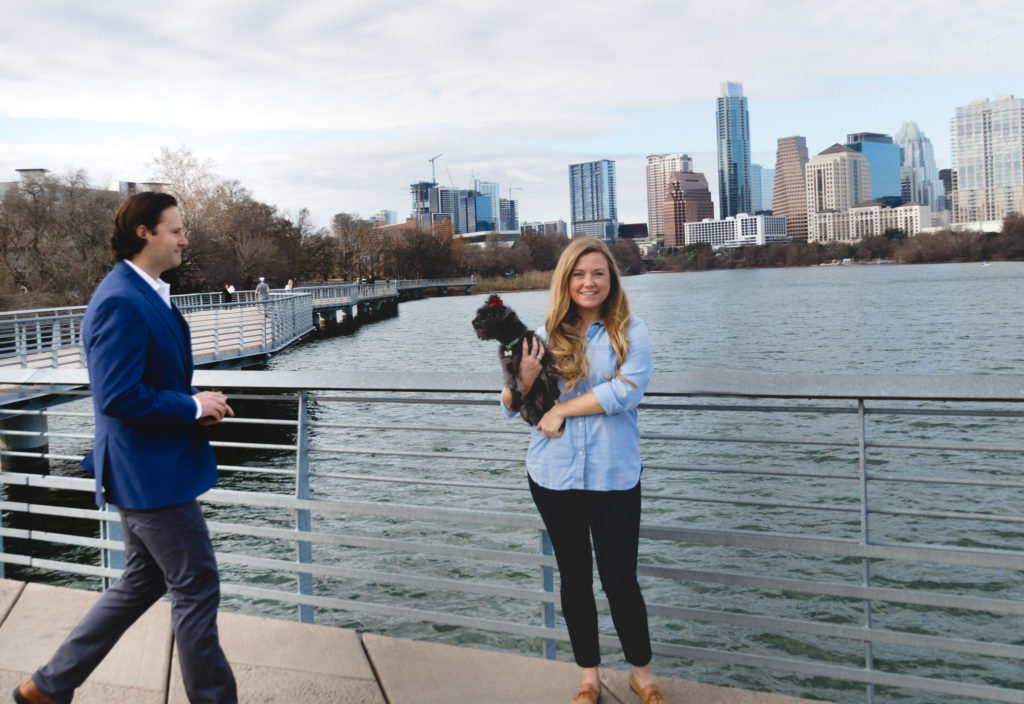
[629, 672, 666, 704]
[570, 682, 601, 704]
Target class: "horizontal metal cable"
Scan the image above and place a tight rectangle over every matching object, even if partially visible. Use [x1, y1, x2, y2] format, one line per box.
[215, 552, 553, 604]
[637, 564, 1024, 615]
[205, 521, 552, 568]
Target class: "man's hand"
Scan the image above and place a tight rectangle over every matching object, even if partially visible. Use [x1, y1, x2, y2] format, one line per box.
[194, 391, 234, 426]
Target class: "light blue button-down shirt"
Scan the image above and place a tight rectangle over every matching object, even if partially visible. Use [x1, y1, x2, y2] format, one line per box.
[505, 316, 653, 491]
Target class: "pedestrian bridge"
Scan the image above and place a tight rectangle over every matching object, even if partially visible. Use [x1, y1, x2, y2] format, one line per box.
[1, 369, 1022, 703]
[0, 278, 476, 370]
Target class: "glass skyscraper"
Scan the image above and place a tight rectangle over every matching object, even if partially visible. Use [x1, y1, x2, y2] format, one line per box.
[951, 95, 1024, 224]
[569, 160, 618, 241]
[716, 81, 752, 219]
[846, 133, 901, 205]
[894, 121, 944, 212]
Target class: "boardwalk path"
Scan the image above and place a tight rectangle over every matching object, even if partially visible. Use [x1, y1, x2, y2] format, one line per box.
[0, 580, 829, 704]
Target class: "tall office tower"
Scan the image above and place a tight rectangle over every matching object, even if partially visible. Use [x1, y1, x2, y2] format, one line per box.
[951, 95, 1024, 224]
[569, 160, 618, 240]
[806, 144, 871, 241]
[846, 133, 901, 206]
[716, 81, 752, 218]
[663, 171, 714, 248]
[499, 198, 518, 231]
[938, 168, 954, 212]
[646, 153, 693, 245]
[410, 181, 436, 229]
[430, 186, 462, 232]
[894, 121, 945, 212]
[772, 136, 809, 241]
[474, 180, 502, 231]
[750, 164, 775, 213]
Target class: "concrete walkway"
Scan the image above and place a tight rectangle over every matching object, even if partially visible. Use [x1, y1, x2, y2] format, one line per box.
[0, 579, 829, 704]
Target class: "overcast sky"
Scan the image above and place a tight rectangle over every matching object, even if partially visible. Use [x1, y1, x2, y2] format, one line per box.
[1, 0, 1022, 230]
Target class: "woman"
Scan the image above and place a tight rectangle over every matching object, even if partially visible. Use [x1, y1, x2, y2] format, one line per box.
[501, 237, 663, 704]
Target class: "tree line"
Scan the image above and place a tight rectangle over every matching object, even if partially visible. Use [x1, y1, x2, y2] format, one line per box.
[1, 147, 1022, 311]
[658, 219, 1024, 272]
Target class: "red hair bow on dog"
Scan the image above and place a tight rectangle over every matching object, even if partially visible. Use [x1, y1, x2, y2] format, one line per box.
[488, 296, 504, 307]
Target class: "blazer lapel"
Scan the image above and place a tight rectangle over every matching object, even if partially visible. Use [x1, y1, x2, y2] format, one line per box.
[118, 262, 190, 370]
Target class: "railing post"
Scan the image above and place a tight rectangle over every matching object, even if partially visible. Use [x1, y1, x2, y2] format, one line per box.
[101, 503, 124, 591]
[295, 390, 314, 623]
[541, 528, 557, 659]
[17, 322, 27, 366]
[857, 398, 875, 704]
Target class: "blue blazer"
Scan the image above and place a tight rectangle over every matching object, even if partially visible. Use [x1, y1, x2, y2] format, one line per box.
[81, 261, 218, 509]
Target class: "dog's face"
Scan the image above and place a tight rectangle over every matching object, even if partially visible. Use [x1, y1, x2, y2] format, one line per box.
[472, 294, 516, 341]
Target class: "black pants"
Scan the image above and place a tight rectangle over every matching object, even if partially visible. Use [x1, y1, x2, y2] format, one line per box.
[529, 475, 652, 668]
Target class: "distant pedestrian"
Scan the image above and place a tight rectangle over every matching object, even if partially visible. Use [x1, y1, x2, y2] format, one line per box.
[255, 276, 270, 317]
[221, 283, 233, 304]
[285, 278, 293, 291]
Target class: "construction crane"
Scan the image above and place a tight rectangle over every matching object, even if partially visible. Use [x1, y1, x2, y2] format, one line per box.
[428, 153, 443, 185]
[508, 185, 523, 200]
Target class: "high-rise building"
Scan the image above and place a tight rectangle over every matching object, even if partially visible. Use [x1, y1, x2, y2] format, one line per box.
[806, 144, 871, 242]
[772, 136, 809, 242]
[716, 81, 752, 218]
[951, 95, 1024, 225]
[646, 153, 693, 245]
[938, 168, 954, 212]
[499, 198, 518, 231]
[750, 164, 775, 213]
[846, 133, 901, 206]
[663, 171, 714, 249]
[569, 160, 618, 240]
[410, 181, 435, 230]
[895, 121, 945, 212]
[474, 180, 502, 231]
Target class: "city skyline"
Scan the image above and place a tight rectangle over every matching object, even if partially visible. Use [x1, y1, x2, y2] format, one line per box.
[1, 1, 1023, 230]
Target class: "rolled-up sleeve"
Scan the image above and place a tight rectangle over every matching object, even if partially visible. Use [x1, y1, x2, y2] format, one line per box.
[591, 318, 652, 415]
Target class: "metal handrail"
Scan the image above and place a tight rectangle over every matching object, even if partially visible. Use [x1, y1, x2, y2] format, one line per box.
[1, 369, 1023, 704]
[0, 293, 315, 369]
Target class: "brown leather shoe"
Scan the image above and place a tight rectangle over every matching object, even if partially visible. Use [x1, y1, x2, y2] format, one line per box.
[13, 678, 58, 704]
[570, 682, 601, 703]
[629, 672, 666, 704]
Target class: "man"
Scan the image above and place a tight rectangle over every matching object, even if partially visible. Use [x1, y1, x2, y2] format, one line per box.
[14, 192, 238, 704]
[255, 276, 270, 317]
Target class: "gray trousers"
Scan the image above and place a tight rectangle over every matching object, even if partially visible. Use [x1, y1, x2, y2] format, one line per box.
[33, 500, 237, 704]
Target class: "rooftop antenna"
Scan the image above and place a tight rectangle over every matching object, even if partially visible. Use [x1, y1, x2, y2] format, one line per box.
[428, 153, 443, 185]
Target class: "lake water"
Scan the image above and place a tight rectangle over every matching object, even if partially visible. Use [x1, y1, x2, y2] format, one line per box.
[272, 261, 1024, 377]
[260, 262, 1024, 703]
[15, 262, 1023, 704]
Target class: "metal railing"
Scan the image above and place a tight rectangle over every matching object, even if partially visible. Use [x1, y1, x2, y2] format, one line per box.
[0, 292, 314, 369]
[1, 369, 1023, 704]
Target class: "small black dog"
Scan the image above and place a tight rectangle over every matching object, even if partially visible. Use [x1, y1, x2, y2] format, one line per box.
[472, 294, 561, 426]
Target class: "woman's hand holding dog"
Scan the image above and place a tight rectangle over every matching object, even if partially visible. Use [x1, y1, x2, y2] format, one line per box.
[519, 337, 546, 395]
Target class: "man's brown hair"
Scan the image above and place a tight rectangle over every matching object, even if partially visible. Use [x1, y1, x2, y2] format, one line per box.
[111, 192, 179, 261]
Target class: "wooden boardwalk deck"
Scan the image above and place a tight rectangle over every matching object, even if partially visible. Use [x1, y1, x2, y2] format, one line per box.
[0, 579, 831, 704]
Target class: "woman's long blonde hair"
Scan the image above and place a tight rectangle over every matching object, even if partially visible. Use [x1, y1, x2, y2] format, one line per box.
[545, 237, 634, 392]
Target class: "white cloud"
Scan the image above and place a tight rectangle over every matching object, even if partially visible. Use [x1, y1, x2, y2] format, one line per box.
[1, 0, 1022, 227]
